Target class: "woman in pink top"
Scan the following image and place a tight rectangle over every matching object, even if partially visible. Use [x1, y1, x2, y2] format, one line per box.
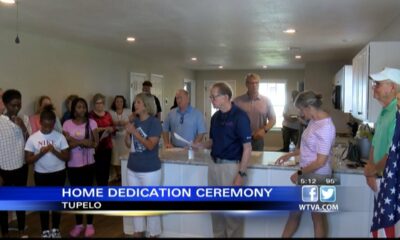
[276, 90, 336, 238]
[62, 97, 99, 238]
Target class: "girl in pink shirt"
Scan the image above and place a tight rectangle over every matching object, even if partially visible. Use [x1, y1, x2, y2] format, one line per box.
[62, 98, 99, 238]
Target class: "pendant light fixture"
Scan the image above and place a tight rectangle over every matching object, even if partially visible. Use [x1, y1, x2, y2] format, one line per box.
[15, 0, 20, 44]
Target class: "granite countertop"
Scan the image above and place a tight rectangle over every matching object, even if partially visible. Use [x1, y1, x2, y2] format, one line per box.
[122, 148, 364, 175]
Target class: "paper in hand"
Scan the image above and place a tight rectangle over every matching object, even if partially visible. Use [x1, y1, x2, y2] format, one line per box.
[130, 134, 136, 153]
[173, 132, 191, 146]
[99, 130, 110, 141]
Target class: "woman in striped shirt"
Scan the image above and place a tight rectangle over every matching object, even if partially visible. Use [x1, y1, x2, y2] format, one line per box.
[276, 90, 336, 238]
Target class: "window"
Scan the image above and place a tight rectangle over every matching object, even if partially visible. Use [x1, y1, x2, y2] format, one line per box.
[259, 82, 286, 128]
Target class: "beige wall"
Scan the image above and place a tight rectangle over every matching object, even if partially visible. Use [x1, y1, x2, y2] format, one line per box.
[0, 28, 193, 120]
[373, 14, 400, 41]
[304, 61, 352, 134]
[194, 69, 304, 150]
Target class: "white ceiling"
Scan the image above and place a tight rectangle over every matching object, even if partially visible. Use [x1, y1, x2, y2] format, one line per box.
[1, 0, 400, 70]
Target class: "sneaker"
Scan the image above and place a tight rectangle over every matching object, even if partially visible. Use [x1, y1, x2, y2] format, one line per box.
[19, 230, 29, 238]
[84, 224, 95, 238]
[51, 228, 61, 238]
[69, 225, 84, 238]
[41, 230, 51, 238]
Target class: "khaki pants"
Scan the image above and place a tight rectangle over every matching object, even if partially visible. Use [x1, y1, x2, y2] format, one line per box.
[208, 159, 245, 238]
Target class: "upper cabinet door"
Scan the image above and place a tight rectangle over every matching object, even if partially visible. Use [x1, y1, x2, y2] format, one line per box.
[352, 42, 400, 123]
[352, 45, 368, 121]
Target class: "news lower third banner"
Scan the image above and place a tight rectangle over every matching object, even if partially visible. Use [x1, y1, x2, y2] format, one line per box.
[0, 186, 338, 212]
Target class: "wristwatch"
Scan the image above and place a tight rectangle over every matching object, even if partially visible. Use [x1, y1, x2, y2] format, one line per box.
[297, 168, 303, 176]
[238, 171, 247, 177]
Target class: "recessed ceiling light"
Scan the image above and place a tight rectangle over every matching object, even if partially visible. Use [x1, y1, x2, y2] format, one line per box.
[295, 55, 302, 59]
[289, 46, 301, 51]
[262, 65, 268, 69]
[218, 65, 223, 69]
[191, 57, 197, 61]
[283, 29, 296, 34]
[1, 0, 15, 4]
[126, 37, 136, 42]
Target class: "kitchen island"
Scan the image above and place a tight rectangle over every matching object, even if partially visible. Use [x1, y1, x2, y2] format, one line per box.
[121, 149, 374, 238]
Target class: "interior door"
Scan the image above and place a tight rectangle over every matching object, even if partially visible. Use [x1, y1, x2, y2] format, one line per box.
[130, 72, 147, 108]
[150, 74, 164, 120]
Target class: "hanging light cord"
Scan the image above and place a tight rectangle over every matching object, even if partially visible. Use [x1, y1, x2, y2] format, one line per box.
[15, 0, 20, 44]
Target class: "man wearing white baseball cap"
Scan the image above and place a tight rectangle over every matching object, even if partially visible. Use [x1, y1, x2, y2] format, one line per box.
[365, 67, 400, 237]
[370, 67, 400, 84]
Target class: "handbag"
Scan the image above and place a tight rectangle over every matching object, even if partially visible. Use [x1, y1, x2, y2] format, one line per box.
[346, 141, 361, 163]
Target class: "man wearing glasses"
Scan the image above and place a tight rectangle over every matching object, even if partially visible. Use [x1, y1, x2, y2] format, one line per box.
[162, 89, 206, 148]
[234, 73, 276, 151]
[193, 82, 252, 238]
[364, 67, 400, 237]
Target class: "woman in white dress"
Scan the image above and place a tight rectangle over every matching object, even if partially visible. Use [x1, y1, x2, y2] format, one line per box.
[109, 95, 131, 181]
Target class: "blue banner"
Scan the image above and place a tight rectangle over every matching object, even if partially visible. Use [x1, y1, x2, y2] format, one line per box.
[0, 186, 312, 211]
[0, 186, 300, 201]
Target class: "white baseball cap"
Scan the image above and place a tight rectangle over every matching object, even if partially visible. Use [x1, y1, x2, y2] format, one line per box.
[370, 67, 400, 85]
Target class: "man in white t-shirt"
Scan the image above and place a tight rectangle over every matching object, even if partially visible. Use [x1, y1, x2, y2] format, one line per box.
[281, 90, 301, 152]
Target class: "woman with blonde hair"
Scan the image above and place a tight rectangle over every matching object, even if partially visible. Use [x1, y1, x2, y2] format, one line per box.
[275, 90, 336, 238]
[125, 92, 163, 237]
[110, 95, 131, 182]
[29, 95, 62, 133]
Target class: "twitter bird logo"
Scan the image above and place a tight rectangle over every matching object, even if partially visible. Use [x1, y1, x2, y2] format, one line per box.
[320, 186, 336, 202]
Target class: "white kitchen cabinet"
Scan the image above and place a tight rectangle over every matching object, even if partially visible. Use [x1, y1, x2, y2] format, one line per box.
[351, 42, 400, 123]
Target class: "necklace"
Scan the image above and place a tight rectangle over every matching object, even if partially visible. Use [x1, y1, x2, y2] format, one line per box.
[116, 110, 123, 121]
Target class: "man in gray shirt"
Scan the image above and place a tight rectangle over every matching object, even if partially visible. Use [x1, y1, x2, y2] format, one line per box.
[234, 73, 276, 151]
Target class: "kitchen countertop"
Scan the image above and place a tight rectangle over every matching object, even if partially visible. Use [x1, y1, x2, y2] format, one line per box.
[123, 148, 364, 175]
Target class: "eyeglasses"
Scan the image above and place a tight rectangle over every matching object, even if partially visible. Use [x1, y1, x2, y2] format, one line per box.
[370, 79, 390, 88]
[180, 115, 184, 124]
[209, 94, 223, 101]
[95, 101, 104, 105]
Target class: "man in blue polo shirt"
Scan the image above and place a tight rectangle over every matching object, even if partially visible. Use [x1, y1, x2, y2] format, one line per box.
[162, 89, 206, 148]
[194, 82, 252, 238]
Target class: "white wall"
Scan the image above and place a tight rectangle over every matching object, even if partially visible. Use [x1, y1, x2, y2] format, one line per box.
[0, 28, 193, 120]
[373, 14, 400, 41]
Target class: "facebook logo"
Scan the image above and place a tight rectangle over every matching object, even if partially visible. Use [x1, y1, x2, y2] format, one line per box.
[302, 186, 318, 202]
[320, 186, 336, 202]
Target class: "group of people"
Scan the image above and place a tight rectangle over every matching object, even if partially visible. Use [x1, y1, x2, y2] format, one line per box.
[0, 90, 133, 238]
[2, 67, 399, 238]
[0, 73, 334, 238]
[277, 67, 400, 238]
